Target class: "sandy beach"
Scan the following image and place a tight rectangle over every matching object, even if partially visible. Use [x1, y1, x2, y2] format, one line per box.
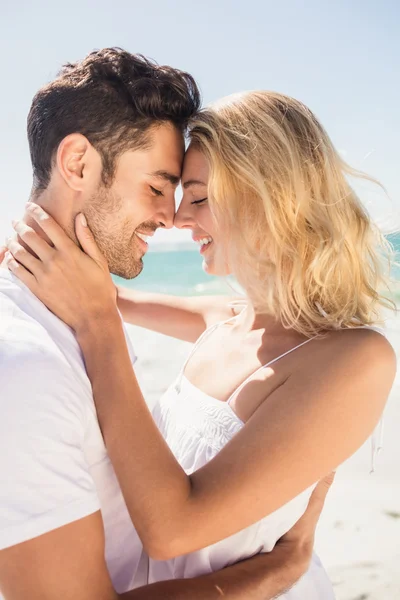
[128, 312, 400, 600]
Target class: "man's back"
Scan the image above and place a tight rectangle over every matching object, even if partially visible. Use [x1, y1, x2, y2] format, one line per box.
[0, 269, 143, 594]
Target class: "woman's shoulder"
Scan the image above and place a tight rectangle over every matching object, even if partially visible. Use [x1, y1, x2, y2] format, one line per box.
[323, 326, 394, 360]
[300, 326, 396, 390]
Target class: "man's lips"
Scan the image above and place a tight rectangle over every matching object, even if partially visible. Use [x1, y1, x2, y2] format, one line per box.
[134, 230, 156, 251]
[135, 231, 154, 242]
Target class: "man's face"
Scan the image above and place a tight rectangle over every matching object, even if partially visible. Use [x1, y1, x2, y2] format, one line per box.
[85, 122, 184, 279]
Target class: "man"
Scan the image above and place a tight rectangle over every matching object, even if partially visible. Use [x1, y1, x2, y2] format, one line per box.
[0, 48, 332, 599]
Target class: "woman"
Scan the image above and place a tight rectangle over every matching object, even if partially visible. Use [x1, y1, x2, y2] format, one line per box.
[6, 91, 396, 598]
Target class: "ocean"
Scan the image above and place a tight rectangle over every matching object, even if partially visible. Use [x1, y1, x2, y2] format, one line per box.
[114, 247, 233, 297]
[115, 233, 400, 300]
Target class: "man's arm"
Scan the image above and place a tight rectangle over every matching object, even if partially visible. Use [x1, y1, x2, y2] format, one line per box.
[0, 476, 332, 600]
[0, 328, 333, 600]
[128, 475, 334, 600]
[0, 514, 290, 600]
[0, 514, 294, 600]
[127, 553, 301, 600]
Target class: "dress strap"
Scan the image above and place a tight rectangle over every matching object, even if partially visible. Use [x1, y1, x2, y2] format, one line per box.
[175, 313, 240, 393]
[227, 336, 317, 406]
[370, 414, 385, 474]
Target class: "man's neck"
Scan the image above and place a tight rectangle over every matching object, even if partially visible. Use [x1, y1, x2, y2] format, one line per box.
[25, 187, 79, 247]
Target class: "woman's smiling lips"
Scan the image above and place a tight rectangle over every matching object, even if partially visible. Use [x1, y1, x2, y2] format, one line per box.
[193, 235, 213, 255]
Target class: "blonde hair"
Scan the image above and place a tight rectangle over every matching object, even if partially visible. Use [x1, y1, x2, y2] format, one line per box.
[189, 91, 395, 336]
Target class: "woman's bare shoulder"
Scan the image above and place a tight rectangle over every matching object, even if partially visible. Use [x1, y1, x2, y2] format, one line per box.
[294, 327, 396, 401]
[316, 327, 395, 365]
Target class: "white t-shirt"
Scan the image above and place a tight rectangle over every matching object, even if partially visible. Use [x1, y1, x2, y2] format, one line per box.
[0, 268, 144, 594]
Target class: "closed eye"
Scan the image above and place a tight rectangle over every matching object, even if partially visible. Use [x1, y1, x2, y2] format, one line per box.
[150, 185, 164, 197]
[191, 198, 208, 205]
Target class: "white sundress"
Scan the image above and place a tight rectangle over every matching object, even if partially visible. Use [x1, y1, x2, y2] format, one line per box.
[147, 319, 336, 599]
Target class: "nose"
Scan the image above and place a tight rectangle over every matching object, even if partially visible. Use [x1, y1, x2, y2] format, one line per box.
[157, 197, 175, 230]
[174, 202, 196, 230]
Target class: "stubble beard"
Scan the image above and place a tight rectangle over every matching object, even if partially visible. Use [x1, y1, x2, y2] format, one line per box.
[85, 186, 144, 280]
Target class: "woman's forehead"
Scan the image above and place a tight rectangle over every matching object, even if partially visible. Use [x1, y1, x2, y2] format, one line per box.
[182, 146, 209, 184]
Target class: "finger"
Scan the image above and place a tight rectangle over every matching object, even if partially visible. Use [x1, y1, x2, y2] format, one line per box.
[75, 214, 108, 267]
[300, 473, 335, 524]
[11, 221, 55, 262]
[4, 251, 39, 291]
[25, 203, 74, 251]
[280, 472, 335, 543]
[7, 239, 42, 276]
[299, 473, 335, 528]
[0, 245, 6, 263]
[308, 472, 335, 509]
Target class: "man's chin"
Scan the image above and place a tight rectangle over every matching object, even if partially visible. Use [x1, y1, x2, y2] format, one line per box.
[110, 258, 144, 280]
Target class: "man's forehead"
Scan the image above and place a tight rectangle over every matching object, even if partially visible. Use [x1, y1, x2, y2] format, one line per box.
[148, 169, 181, 185]
[146, 121, 184, 157]
[143, 130, 184, 184]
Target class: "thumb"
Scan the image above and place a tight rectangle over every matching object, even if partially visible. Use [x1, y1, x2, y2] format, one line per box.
[75, 214, 106, 267]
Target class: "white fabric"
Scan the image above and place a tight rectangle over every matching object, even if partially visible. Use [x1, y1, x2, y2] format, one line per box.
[0, 268, 144, 595]
[149, 324, 336, 599]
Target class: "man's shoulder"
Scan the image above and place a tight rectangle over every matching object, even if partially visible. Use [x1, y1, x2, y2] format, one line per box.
[0, 329, 92, 440]
[0, 270, 137, 367]
[0, 270, 83, 371]
[0, 285, 90, 412]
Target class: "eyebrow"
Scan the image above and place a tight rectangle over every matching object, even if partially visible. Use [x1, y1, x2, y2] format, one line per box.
[182, 179, 207, 189]
[148, 170, 180, 185]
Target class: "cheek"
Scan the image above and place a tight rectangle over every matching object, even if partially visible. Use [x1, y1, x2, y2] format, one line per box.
[199, 206, 216, 236]
[113, 185, 153, 225]
[202, 243, 230, 277]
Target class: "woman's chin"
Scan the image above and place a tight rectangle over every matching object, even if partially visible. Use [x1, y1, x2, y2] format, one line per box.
[202, 259, 229, 278]
[202, 258, 216, 276]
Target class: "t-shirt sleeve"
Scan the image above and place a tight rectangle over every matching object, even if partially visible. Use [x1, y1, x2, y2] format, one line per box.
[0, 350, 100, 550]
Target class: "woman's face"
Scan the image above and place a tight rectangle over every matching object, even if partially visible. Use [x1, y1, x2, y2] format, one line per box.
[174, 145, 230, 276]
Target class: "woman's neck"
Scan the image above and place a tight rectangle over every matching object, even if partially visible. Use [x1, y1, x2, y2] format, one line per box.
[233, 301, 286, 336]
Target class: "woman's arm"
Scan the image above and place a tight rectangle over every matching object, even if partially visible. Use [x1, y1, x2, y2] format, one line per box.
[78, 319, 394, 560]
[126, 475, 333, 600]
[7, 205, 396, 560]
[117, 287, 237, 342]
[0, 476, 332, 600]
[125, 474, 333, 600]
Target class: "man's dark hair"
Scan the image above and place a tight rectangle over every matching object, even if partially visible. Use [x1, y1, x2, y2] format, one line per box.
[27, 47, 201, 192]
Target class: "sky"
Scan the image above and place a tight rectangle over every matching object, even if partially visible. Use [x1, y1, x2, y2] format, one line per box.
[0, 0, 399, 246]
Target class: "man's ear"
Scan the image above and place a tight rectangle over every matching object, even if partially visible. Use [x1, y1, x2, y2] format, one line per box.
[56, 134, 100, 192]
